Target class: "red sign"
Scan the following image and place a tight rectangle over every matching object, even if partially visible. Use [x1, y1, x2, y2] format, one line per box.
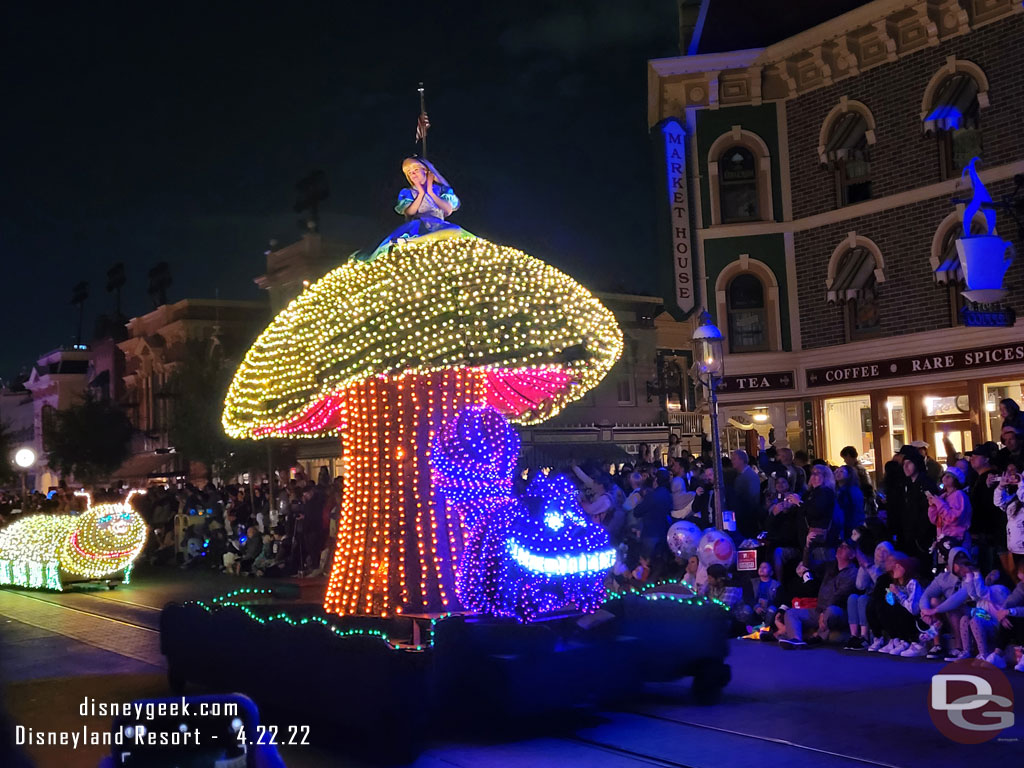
[737, 549, 758, 571]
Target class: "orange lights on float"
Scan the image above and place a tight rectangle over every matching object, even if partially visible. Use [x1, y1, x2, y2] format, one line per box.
[222, 237, 623, 617]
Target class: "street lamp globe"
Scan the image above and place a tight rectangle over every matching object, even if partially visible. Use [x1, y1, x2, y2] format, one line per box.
[14, 447, 36, 469]
[692, 311, 725, 381]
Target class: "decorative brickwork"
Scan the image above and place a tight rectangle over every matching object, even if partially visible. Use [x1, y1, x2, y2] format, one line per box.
[794, 178, 1024, 349]
[788, 16, 1024, 220]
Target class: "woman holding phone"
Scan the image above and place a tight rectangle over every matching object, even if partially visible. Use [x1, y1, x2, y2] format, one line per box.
[927, 466, 972, 568]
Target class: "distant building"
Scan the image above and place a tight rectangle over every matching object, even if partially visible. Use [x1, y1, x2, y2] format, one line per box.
[520, 292, 703, 467]
[650, 0, 1024, 473]
[115, 298, 269, 484]
[254, 233, 354, 313]
[20, 346, 91, 490]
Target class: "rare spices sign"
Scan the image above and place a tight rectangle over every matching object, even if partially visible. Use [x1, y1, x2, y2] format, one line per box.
[806, 341, 1024, 387]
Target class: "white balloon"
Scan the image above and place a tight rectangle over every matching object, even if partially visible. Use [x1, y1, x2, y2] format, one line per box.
[666, 520, 701, 559]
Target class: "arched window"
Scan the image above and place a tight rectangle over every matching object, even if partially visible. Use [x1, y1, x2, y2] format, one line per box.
[932, 213, 988, 326]
[823, 111, 872, 206]
[718, 147, 759, 223]
[923, 72, 984, 179]
[727, 273, 767, 352]
[827, 237, 885, 342]
[707, 129, 774, 226]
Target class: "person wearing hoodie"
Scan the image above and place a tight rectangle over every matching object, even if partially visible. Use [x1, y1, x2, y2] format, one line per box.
[916, 547, 973, 659]
[899, 446, 938, 561]
[873, 553, 924, 656]
[993, 458, 1024, 574]
[921, 559, 1002, 663]
[844, 540, 894, 650]
[966, 578, 1011, 667]
[967, 441, 1004, 574]
[992, 562, 1024, 672]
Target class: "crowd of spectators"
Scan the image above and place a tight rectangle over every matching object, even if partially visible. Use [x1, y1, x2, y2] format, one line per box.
[563, 398, 1024, 671]
[2, 400, 1022, 670]
[139, 467, 342, 578]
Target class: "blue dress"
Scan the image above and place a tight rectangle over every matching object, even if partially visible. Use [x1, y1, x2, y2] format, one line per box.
[365, 185, 471, 261]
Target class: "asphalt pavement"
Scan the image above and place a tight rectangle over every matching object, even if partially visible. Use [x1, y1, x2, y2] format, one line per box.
[1, 566, 1021, 768]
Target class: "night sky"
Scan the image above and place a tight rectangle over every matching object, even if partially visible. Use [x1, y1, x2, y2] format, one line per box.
[0, 2, 679, 380]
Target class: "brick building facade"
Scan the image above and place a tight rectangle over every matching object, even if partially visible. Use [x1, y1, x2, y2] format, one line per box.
[649, 0, 1024, 472]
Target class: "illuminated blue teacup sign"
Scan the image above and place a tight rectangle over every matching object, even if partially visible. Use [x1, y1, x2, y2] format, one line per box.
[956, 158, 1015, 304]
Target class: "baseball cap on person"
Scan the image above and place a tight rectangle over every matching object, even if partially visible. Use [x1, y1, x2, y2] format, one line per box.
[909, 440, 928, 449]
[965, 442, 999, 459]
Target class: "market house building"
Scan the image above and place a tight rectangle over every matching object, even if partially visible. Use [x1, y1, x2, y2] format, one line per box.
[650, 0, 1023, 476]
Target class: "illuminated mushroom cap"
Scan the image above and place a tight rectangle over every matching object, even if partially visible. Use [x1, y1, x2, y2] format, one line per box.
[223, 237, 623, 438]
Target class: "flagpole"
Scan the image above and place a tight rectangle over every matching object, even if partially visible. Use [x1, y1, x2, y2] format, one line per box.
[418, 82, 427, 159]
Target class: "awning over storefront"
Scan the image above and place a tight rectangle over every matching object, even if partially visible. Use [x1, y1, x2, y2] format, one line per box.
[823, 111, 869, 163]
[933, 254, 962, 285]
[923, 74, 979, 134]
[827, 247, 876, 303]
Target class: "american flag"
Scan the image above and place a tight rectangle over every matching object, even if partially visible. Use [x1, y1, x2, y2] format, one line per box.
[416, 111, 430, 142]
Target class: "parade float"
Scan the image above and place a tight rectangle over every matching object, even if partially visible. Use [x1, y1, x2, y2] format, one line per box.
[0, 491, 146, 590]
[162, 144, 731, 755]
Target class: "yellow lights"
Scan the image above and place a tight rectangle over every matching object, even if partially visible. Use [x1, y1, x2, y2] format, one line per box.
[222, 237, 623, 438]
[0, 493, 147, 588]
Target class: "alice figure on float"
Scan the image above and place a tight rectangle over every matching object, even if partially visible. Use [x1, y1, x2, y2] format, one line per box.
[364, 87, 473, 261]
[364, 157, 472, 260]
[222, 86, 623, 617]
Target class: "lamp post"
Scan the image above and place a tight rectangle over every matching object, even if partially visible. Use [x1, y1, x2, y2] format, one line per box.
[692, 311, 725, 529]
[14, 447, 36, 513]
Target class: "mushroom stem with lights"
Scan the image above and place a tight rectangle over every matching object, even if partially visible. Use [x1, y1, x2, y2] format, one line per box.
[223, 237, 623, 616]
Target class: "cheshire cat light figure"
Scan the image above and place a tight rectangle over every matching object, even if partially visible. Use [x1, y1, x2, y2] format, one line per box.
[433, 405, 614, 622]
[0, 491, 147, 590]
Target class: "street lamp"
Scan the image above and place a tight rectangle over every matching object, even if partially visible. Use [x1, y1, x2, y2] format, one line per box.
[692, 311, 725, 529]
[13, 447, 36, 513]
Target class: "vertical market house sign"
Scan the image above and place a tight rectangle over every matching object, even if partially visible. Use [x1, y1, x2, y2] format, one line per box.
[659, 118, 696, 316]
[806, 341, 1024, 387]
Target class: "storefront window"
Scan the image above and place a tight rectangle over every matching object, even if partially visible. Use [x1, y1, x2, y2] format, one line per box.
[886, 395, 906, 458]
[984, 381, 1024, 440]
[923, 393, 972, 464]
[824, 394, 874, 471]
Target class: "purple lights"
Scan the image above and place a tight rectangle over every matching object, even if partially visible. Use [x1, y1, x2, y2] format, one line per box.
[432, 407, 612, 622]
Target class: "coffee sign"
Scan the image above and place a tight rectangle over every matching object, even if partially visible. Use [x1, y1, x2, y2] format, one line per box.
[719, 371, 795, 392]
[806, 341, 1024, 387]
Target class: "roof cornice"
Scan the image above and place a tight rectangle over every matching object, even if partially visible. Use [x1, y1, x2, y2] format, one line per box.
[648, 0, 1021, 123]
